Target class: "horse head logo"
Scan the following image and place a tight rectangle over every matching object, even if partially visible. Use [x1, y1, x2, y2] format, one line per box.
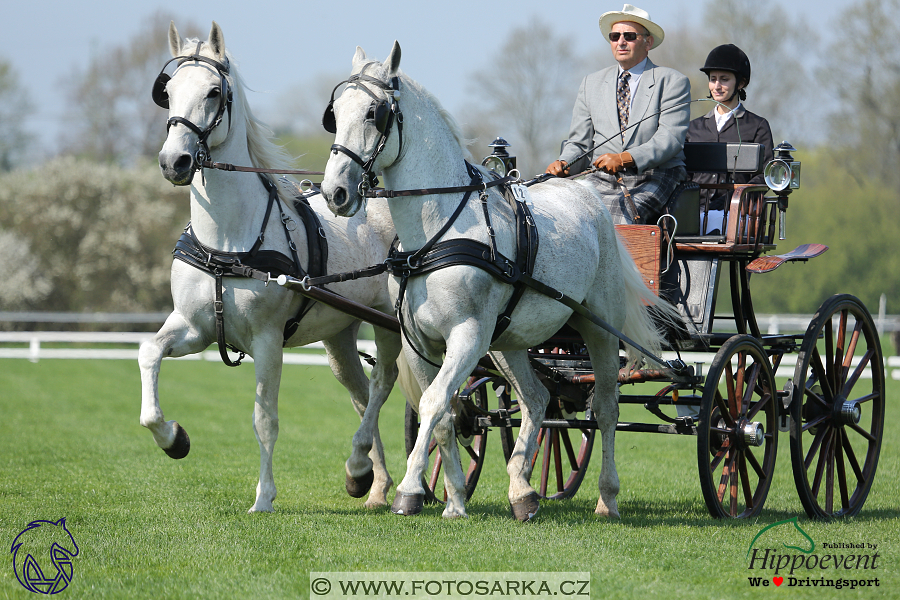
[747, 517, 815, 558]
[10, 518, 79, 594]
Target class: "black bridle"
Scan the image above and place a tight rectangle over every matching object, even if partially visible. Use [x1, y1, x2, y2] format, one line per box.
[152, 42, 234, 176]
[322, 62, 403, 196]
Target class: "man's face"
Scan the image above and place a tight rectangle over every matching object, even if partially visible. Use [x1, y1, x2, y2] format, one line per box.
[609, 21, 652, 70]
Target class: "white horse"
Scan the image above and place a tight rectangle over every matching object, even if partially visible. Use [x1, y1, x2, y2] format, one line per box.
[139, 21, 402, 512]
[321, 42, 676, 521]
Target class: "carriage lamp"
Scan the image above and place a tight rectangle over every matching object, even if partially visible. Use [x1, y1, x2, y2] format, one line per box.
[764, 141, 801, 240]
[482, 137, 516, 176]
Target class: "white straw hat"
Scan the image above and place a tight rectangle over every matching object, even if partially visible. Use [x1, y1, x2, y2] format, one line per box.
[599, 4, 665, 49]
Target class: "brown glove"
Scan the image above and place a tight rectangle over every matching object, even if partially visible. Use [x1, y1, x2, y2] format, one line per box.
[593, 152, 635, 173]
[545, 160, 570, 177]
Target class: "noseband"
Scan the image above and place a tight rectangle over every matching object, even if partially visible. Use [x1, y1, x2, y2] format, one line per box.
[322, 62, 403, 196]
[152, 42, 234, 175]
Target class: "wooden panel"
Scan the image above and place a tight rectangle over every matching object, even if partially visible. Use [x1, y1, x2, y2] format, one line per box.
[615, 224, 661, 296]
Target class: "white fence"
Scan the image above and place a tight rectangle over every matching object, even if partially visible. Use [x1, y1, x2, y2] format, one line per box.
[1, 312, 899, 379]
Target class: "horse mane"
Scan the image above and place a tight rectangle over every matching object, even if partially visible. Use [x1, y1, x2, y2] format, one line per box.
[182, 39, 298, 197]
[355, 59, 472, 161]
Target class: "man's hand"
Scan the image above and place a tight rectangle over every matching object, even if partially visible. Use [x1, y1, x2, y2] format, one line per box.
[545, 160, 570, 177]
[593, 152, 635, 173]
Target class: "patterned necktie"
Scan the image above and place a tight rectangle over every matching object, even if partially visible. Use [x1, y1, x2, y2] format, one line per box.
[617, 71, 631, 139]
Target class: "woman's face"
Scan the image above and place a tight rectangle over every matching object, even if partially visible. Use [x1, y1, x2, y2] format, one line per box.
[707, 69, 741, 107]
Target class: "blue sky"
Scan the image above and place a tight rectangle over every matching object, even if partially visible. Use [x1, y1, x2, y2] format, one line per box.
[2, 0, 841, 153]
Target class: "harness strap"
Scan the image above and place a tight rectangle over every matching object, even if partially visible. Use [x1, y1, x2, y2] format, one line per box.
[172, 178, 330, 365]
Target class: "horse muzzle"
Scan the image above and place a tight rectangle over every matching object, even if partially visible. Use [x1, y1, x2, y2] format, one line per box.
[159, 149, 198, 186]
[321, 182, 362, 218]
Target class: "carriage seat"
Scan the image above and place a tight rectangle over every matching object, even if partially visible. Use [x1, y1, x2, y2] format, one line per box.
[663, 142, 767, 241]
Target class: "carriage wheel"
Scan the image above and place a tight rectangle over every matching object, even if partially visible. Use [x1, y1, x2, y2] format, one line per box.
[498, 385, 595, 500]
[790, 294, 885, 519]
[404, 379, 489, 504]
[697, 335, 778, 519]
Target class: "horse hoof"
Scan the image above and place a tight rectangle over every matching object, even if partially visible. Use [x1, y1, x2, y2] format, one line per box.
[163, 424, 190, 459]
[510, 492, 540, 522]
[391, 492, 425, 516]
[346, 471, 374, 498]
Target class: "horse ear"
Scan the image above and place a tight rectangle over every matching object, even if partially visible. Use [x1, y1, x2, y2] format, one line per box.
[209, 21, 226, 62]
[386, 41, 401, 76]
[168, 21, 181, 58]
[352, 46, 367, 66]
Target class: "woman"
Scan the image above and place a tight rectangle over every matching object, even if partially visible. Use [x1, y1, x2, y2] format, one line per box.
[686, 44, 774, 234]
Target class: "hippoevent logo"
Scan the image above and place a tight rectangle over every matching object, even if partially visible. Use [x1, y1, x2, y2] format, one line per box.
[10, 518, 79, 594]
[746, 517, 880, 591]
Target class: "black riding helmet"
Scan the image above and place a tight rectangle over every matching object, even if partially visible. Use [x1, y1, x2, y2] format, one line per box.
[700, 44, 751, 101]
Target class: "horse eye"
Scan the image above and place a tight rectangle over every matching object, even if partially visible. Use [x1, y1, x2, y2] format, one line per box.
[365, 106, 376, 121]
[207, 87, 221, 99]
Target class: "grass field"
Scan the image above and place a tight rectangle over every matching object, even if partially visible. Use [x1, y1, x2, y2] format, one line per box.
[1, 357, 897, 599]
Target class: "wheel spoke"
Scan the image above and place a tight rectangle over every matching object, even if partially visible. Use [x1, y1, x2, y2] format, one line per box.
[710, 439, 730, 471]
[802, 414, 829, 434]
[560, 429, 579, 471]
[746, 392, 772, 421]
[552, 430, 564, 493]
[833, 309, 848, 392]
[539, 431, 552, 497]
[825, 429, 836, 514]
[463, 442, 480, 462]
[713, 389, 736, 428]
[843, 348, 874, 396]
[810, 347, 835, 403]
[835, 428, 850, 512]
[739, 452, 754, 511]
[429, 449, 443, 491]
[716, 449, 733, 504]
[745, 445, 766, 479]
[742, 362, 761, 416]
[811, 428, 834, 499]
[841, 428, 866, 484]
[733, 354, 746, 418]
[804, 424, 828, 469]
[847, 422, 877, 443]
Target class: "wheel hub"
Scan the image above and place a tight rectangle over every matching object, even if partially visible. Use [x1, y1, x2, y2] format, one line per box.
[833, 396, 862, 426]
[740, 420, 765, 448]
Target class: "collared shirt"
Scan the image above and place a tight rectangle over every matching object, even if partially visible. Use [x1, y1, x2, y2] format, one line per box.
[715, 101, 743, 131]
[617, 57, 648, 112]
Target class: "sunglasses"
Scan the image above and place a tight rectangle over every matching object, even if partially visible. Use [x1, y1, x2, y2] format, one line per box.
[608, 31, 647, 42]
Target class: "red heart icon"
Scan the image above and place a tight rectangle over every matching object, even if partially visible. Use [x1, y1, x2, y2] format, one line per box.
[773, 577, 783, 586]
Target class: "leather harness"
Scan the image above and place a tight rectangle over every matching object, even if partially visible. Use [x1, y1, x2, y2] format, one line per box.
[173, 174, 328, 366]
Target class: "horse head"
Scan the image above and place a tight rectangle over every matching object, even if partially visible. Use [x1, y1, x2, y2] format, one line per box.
[11, 518, 79, 594]
[156, 21, 234, 186]
[321, 41, 403, 217]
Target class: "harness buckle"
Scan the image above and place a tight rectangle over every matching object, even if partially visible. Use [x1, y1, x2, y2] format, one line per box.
[214, 300, 224, 315]
[281, 213, 297, 231]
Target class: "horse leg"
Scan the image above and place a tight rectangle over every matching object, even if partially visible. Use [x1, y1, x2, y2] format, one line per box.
[581, 327, 622, 518]
[248, 334, 284, 513]
[490, 350, 551, 522]
[323, 323, 400, 508]
[138, 311, 210, 458]
[393, 328, 485, 519]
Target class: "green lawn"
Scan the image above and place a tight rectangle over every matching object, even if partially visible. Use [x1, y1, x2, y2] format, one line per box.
[1, 358, 897, 599]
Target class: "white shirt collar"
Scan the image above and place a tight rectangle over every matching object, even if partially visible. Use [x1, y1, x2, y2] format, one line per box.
[715, 101, 743, 131]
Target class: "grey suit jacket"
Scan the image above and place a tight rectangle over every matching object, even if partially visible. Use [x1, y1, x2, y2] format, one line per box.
[559, 58, 691, 174]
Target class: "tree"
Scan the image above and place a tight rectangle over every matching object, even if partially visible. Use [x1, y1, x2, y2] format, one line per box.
[465, 19, 584, 175]
[0, 59, 34, 171]
[0, 157, 190, 318]
[821, 0, 900, 191]
[60, 12, 202, 164]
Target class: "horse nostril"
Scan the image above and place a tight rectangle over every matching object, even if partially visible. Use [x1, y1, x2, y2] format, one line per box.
[173, 154, 193, 174]
[333, 186, 347, 207]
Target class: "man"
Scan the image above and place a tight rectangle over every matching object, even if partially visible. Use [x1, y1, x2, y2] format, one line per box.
[546, 4, 690, 224]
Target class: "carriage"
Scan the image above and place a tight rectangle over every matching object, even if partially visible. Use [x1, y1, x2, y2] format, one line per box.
[146, 25, 883, 522]
[388, 139, 885, 521]
[279, 133, 884, 521]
